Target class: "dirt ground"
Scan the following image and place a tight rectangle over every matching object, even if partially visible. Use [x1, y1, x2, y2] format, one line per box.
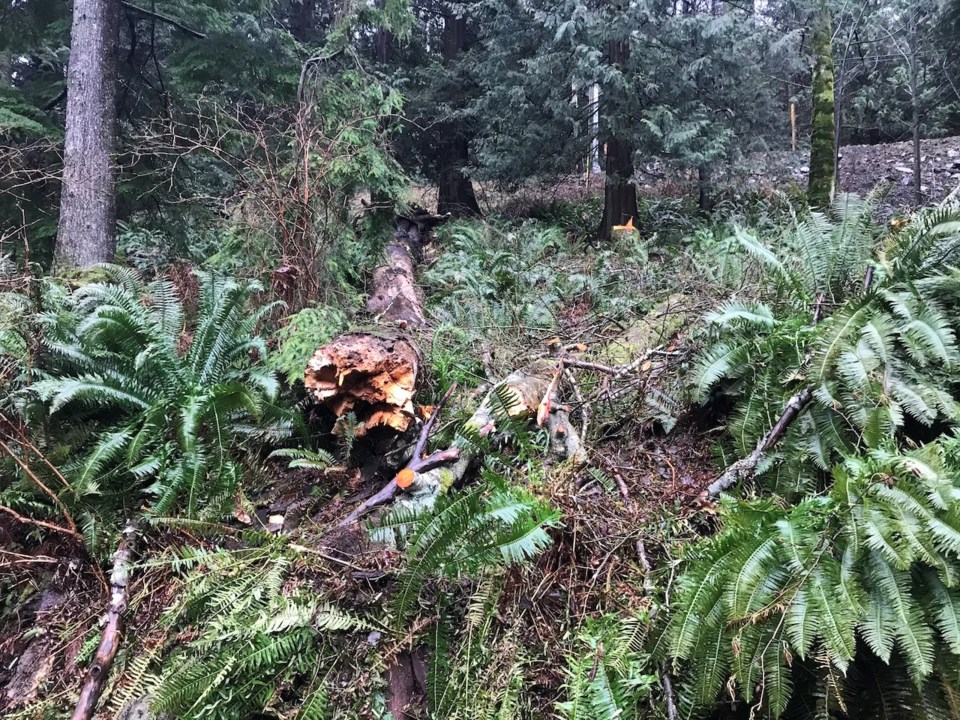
[751, 135, 960, 213]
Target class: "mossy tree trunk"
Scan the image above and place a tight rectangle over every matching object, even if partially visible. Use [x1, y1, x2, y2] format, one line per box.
[807, 2, 836, 209]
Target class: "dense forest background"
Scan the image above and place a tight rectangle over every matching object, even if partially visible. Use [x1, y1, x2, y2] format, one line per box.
[6, 2, 960, 720]
[3, 0, 960, 267]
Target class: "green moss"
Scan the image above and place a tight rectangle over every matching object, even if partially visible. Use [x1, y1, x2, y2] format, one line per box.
[54, 266, 115, 289]
[808, 5, 836, 209]
[600, 293, 689, 365]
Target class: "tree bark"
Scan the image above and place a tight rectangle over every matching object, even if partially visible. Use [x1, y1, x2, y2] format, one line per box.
[599, 36, 638, 240]
[293, 0, 315, 42]
[698, 164, 713, 212]
[436, 10, 481, 218]
[807, 2, 836, 209]
[56, 0, 120, 269]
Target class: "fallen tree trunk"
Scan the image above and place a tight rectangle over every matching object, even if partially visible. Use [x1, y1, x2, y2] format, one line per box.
[305, 213, 588, 720]
[304, 208, 448, 436]
[70, 520, 139, 720]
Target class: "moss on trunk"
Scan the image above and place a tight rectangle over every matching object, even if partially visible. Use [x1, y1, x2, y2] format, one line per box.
[808, 4, 836, 209]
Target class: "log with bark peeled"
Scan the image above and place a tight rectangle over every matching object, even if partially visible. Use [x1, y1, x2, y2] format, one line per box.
[304, 208, 448, 435]
[70, 520, 139, 720]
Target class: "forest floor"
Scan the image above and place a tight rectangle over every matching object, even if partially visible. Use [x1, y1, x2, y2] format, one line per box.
[2, 209, 728, 718]
[412, 135, 960, 218]
[7, 137, 959, 719]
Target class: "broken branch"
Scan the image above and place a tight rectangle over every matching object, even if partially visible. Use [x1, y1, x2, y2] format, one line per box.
[338, 384, 459, 526]
[705, 387, 814, 498]
[0, 438, 77, 534]
[70, 520, 140, 720]
[0, 504, 83, 542]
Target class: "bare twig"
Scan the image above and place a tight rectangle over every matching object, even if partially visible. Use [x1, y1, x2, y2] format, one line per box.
[560, 345, 669, 377]
[811, 291, 827, 324]
[0, 439, 77, 533]
[0, 504, 83, 541]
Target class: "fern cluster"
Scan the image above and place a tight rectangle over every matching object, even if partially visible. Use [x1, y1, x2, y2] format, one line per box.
[149, 541, 371, 720]
[656, 437, 960, 718]
[425, 577, 529, 719]
[694, 197, 960, 494]
[665, 197, 960, 717]
[375, 463, 560, 624]
[25, 267, 293, 531]
[557, 616, 657, 720]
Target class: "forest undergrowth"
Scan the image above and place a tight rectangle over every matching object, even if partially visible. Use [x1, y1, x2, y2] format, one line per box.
[6, 189, 960, 720]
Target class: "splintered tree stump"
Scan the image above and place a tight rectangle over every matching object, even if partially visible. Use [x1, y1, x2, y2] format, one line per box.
[304, 208, 448, 434]
[304, 331, 421, 435]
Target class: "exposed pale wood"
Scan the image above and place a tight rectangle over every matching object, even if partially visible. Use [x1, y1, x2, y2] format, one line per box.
[304, 209, 448, 435]
[305, 331, 421, 435]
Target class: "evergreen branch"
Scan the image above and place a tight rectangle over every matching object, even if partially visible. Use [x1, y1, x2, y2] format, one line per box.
[120, 3, 207, 40]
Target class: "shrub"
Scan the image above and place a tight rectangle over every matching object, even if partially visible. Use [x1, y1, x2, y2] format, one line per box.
[30, 267, 294, 528]
[270, 305, 348, 386]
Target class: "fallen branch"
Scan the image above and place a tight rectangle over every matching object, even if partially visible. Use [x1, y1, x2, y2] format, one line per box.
[704, 387, 814, 498]
[339, 384, 459, 526]
[70, 520, 140, 720]
[560, 345, 666, 377]
[0, 438, 77, 534]
[338, 360, 587, 525]
[0, 504, 83, 542]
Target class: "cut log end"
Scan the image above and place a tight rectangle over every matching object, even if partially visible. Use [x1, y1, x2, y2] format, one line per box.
[304, 332, 420, 435]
